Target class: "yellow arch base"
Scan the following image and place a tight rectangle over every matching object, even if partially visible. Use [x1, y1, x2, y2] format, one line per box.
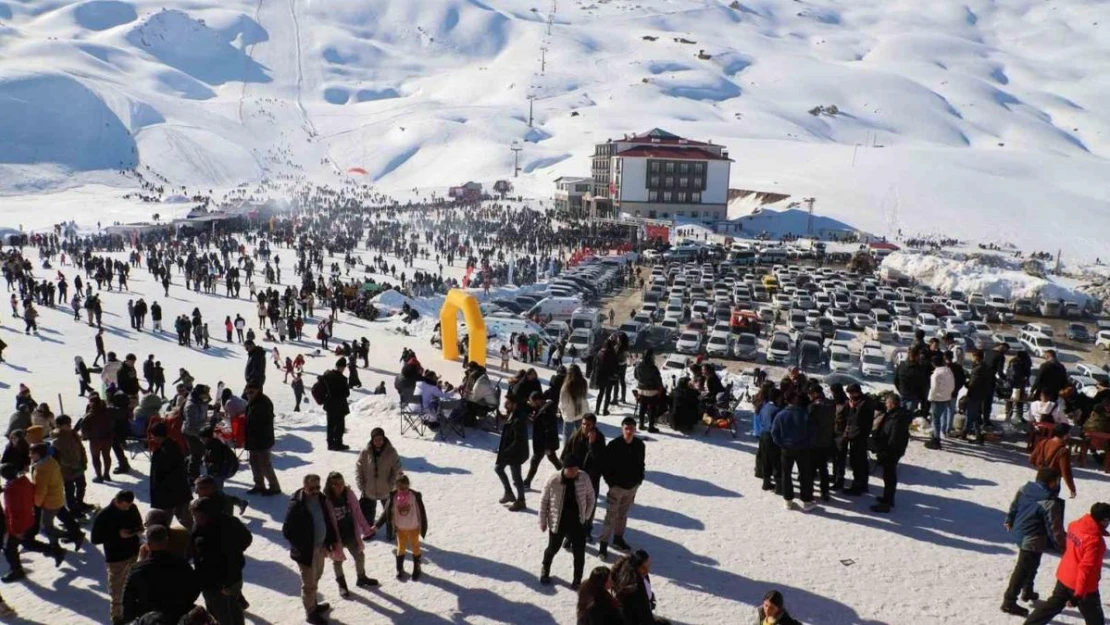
[440, 289, 487, 367]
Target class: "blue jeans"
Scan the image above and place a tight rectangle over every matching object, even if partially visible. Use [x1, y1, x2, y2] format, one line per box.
[563, 419, 580, 447]
[902, 398, 922, 415]
[930, 401, 951, 441]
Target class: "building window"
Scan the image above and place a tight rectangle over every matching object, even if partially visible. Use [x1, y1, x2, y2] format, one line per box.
[680, 177, 688, 188]
[678, 192, 687, 202]
[694, 162, 704, 174]
[650, 161, 660, 173]
[665, 177, 673, 187]
[693, 177, 704, 189]
[681, 162, 690, 173]
[666, 162, 675, 173]
[692, 192, 701, 203]
[649, 190, 660, 202]
[650, 176, 659, 186]
[663, 191, 672, 202]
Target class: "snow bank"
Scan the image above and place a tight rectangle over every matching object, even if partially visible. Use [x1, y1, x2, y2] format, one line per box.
[881, 251, 1090, 303]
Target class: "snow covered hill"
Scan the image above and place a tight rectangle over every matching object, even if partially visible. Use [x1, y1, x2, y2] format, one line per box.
[1, 0, 1109, 254]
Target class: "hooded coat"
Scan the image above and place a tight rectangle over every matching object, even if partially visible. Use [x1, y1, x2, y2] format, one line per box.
[355, 437, 402, 501]
[1004, 480, 1066, 553]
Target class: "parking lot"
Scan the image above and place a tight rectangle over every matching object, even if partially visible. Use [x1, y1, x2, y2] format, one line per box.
[596, 255, 1110, 395]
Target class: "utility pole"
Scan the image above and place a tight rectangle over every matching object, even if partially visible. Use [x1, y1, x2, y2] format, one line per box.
[540, 46, 547, 74]
[527, 94, 536, 127]
[805, 197, 815, 235]
[547, 13, 553, 35]
[511, 141, 523, 177]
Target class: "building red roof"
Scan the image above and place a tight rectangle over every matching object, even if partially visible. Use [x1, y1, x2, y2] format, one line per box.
[624, 128, 711, 146]
[616, 147, 731, 161]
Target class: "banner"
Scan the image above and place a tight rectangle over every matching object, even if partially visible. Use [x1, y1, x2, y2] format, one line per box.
[644, 224, 670, 242]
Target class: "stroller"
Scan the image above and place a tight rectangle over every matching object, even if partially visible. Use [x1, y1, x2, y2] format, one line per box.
[702, 383, 741, 438]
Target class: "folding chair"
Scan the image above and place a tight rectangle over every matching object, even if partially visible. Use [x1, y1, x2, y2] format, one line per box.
[476, 383, 504, 434]
[398, 387, 427, 437]
[124, 435, 152, 461]
[704, 383, 740, 438]
[435, 399, 466, 441]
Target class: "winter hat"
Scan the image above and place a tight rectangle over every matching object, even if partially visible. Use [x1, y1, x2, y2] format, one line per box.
[370, 427, 386, 439]
[1091, 503, 1110, 523]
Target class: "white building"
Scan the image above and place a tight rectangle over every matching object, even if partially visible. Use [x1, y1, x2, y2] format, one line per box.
[553, 176, 591, 216]
[586, 128, 732, 223]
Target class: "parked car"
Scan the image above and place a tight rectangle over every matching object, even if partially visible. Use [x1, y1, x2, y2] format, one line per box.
[619, 321, 644, 346]
[766, 332, 792, 364]
[1066, 323, 1091, 342]
[733, 333, 759, 360]
[991, 333, 1024, 353]
[1097, 330, 1110, 350]
[798, 340, 824, 372]
[1074, 363, 1110, 386]
[860, 347, 888, 378]
[676, 331, 703, 355]
[848, 313, 873, 331]
[866, 323, 894, 343]
[825, 307, 850, 328]
[893, 318, 916, 342]
[915, 313, 939, 335]
[828, 344, 853, 373]
[705, 331, 732, 358]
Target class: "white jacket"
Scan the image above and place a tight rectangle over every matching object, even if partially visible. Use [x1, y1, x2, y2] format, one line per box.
[559, 391, 591, 423]
[927, 366, 955, 402]
[539, 471, 596, 534]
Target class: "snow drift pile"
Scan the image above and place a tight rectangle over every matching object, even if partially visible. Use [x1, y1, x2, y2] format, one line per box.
[880, 251, 1090, 303]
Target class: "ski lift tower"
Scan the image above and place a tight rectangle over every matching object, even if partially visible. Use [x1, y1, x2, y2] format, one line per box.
[511, 141, 523, 178]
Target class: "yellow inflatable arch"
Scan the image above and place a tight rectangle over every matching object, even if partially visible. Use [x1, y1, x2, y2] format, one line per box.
[440, 289, 487, 367]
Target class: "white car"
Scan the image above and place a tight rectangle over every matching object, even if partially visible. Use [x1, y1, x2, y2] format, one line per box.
[825, 308, 850, 328]
[828, 344, 853, 373]
[788, 309, 808, 331]
[1075, 363, 1109, 382]
[1021, 332, 1056, 358]
[849, 313, 873, 330]
[947, 300, 973, 320]
[940, 316, 970, 336]
[893, 318, 916, 342]
[866, 323, 894, 343]
[676, 331, 703, 355]
[805, 309, 821, 325]
[967, 321, 991, 335]
[860, 348, 888, 378]
[766, 332, 792, 364]
[1098, 330, 1110, 350]
[992, 333, 1024, 352]
[660, 318, 680, 334]
[618, 321, 643, 346]
[793, 294, 815, 310]
[705, 331, 732, 357]
[567, 329, 593, 353]
[772, 293, 792, 310]
[915, 313, 939, 335]
[891, 301, 913, 317]
[662, 354, 689, 372]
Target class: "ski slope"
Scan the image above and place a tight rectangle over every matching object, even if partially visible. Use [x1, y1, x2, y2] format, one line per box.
[1, 0, 1109, 254]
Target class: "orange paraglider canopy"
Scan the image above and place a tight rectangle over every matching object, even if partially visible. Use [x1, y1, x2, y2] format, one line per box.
[348, 167, 369, 175]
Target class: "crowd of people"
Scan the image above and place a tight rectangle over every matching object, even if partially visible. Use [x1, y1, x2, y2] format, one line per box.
[3, 191, 1110, 625]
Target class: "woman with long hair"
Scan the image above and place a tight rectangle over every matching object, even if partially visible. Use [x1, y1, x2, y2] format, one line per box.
[560, 365, 590, 445]
[612, 332, 630, 406]
[324, 472, 379, 597]
[577, 566, 622, 625]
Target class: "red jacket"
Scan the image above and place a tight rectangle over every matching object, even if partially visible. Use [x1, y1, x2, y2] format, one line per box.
[1057, 514, 1108, 596]
[3, 476, 35, 536]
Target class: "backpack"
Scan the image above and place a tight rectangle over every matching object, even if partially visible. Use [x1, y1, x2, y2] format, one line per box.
[311, 374, 331, 405]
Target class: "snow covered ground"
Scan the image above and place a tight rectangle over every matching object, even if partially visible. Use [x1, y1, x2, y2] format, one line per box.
[2, 238, 1109, 625]
[1, 0, 1110, 256]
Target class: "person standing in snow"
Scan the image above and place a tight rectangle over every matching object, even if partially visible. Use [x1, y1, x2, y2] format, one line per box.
[320, 359, 352, 451]
[598, 418, 644, 561]
[93, 328, 107, 366]
[244, 383, 280, 496]
[323, 472, 379, 597]
[1000, 468, 1065, 617]
[538, 457, 595, 588]
[355, 428, 401, 534]
[868, 393, 912, 514]
[1022, 502, 1110, 625]
[371, 474, 428, 582]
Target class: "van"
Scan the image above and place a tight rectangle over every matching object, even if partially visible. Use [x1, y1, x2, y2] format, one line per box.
[1019, 330, 1056, 357]
[570, 308, 603, 335]
[1039, 300, 1061, 318]
[1021, 323, 1055, 339]
[525, 296, 581, 322]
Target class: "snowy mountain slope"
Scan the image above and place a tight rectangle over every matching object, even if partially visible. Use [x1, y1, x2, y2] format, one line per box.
[0, 0, 1109, 254]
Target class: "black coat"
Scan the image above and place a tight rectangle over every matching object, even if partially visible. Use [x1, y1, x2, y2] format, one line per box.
[617, 573, 660, 625]
[121, 551, 200, 623]
[531, 400, 560, 452]
[244, 393, 275, 451]
[870, 407, 912, 462]
[244, 346, 266, 387]
[1032, 360, 1068, 398]
[150, 439, 193, 510]
[844, 396, 876, 440]
[91, 503, 143, 563]
[581, 597, 624, 625]
[508, 377, 541, 404]
[634, 361, 663, 391]
[603, 436, 645, 490]
[282, 489, 338, 566]
[966, 363, 994, 403]
[191, 514, 252, 589]
[496, 409, 530, 465]
[320, 369, 351, 416]
[561, 427, 606, 480]
[118, 364, 141, 395]
[894, 360, 930, 400]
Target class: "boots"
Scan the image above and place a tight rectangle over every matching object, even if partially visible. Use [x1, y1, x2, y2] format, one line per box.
[356, 575, 379, 588]
[396, 555, 407, 580]
[509, 497, 526, 511]
[337, 576, 350, 599]
[539, 564, 551, 585]
[598, 542, 608, 561]
[1000, 602, 1029, 617]
[412, 555, 422, 581]
[1020, 589, 1039, 603]
[499, 491, 515, 505]
[612, 536, 631, 551]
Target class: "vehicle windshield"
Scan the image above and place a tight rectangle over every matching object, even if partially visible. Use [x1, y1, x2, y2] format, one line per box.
[680, 333, 698, 342]
[739, 336, 756, 346]
[863, 354, 885, 365]
[771, 339, 790, 350]
[832, 352, 850, 362]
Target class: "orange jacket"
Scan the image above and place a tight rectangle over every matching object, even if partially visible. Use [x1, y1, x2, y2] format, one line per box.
[1057, 514, 1108, 596]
